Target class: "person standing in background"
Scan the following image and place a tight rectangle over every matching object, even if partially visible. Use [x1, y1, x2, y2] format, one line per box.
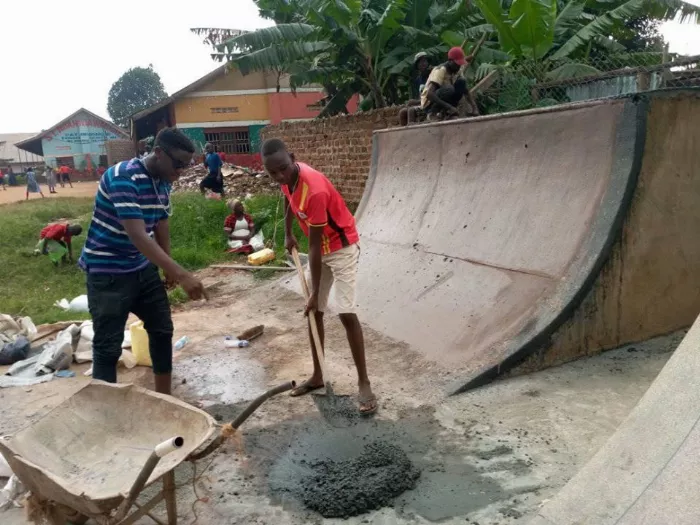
[25, 167, 45, 200]
[59, 165, 73, 188]
[199, 143, 224, 196]
[0, 169, 6, 191]
[45, 166, 58, 194]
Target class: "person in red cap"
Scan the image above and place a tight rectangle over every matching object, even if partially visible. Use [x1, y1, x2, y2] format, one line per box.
[419, 47, 479, 121]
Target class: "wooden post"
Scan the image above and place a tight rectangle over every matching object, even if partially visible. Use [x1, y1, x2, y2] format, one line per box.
[163, 471, 177, 525]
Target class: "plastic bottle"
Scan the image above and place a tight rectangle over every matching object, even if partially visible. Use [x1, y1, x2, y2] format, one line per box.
[224, 336, 249, 348]
[174, 336, 190, 351]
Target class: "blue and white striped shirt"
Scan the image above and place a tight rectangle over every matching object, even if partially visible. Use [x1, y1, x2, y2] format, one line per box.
[79, 158, 170, 274]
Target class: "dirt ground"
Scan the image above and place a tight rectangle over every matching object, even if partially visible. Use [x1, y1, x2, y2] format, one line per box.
[0, 270, 682, 524]
[0, 183, 98, 205]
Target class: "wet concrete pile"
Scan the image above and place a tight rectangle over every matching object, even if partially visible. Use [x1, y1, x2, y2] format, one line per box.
[277, 440, 420, 518]
[172, 163, 278, 196]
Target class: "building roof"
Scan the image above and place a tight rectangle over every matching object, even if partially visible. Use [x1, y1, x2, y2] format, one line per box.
[0, 133, 43, 165]
[131, 65, 227, 122]
[15, 108, 128, 156]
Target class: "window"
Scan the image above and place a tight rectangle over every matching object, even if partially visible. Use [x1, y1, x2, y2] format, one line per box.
[56, 156, 75, 169]
[210, 107, 239, 114]
[204, 130, 250, 154]
[99, 155, 108, 167]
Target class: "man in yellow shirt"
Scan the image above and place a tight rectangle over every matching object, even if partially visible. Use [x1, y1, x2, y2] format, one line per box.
[420, 47, 479, 120]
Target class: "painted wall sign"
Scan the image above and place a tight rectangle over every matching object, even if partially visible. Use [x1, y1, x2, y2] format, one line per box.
[44, 118, 120, 141]
[41, 112, 125, 171]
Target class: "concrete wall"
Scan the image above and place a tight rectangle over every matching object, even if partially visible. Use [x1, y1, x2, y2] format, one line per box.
[517, 92, 700, 373]
[174, 94, 271, 125]
[261, 107, 402, 206]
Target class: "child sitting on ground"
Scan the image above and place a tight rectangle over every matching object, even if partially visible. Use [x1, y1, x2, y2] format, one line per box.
[224, 200, 256, 254]
[35, 222, 83, 265]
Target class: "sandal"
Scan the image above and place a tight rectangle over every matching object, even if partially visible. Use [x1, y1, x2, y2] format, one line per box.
[289, 380, 324, 397]
[358, 395, 378, 416]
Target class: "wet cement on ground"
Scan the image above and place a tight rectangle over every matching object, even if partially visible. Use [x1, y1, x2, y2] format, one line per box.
[311, 393, 361, 427]
[207, 404, 532, 522]
[272, 440, 420, 517]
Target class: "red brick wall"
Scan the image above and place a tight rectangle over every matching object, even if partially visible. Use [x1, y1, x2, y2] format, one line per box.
[260, 107, 401, 206]
[106, 139, 135, 166]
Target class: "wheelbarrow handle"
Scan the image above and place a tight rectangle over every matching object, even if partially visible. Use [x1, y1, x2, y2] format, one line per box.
[188, 381, 296, 461]
[115, 436, 184, 521]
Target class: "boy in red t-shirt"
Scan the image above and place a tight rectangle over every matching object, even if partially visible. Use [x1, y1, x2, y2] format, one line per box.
[36, 222, 83, 263]
[59, 165, 73, 188]
[261, 138, 377, 415]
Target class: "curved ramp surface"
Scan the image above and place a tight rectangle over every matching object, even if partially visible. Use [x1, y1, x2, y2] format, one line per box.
[529, 314, 700, 525]
[353, 98, 643, 392]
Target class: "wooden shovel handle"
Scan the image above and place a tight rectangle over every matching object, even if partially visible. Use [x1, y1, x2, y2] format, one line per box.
[291, 248, 330, 383]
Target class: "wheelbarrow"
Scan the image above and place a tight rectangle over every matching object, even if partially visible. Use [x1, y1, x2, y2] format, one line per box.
[0, 379, 295, 525]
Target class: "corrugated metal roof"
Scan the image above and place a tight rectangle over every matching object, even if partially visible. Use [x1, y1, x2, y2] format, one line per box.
[0, 133, 43, 165]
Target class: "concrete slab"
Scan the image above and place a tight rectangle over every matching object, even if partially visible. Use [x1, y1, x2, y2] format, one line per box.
[530, 314, 700, 525]
[350, 98, 643, 393]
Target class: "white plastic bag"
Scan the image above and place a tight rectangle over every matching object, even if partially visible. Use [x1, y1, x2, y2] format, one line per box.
[250, 230, 265, 251]
[54, 295, 89, 312]
[0, 475, 25, 510]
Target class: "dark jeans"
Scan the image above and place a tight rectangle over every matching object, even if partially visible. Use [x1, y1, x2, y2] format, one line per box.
[426, 78, 468, 114]
[87, 264, 173, 382]
[200, 174, 224, 194]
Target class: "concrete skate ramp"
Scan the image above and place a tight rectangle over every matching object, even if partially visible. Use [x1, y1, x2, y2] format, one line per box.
[529, 314, 700, 525]
[353, 97, 644, 392]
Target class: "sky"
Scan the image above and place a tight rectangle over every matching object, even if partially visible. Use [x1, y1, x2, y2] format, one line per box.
[0, 0, 698, 133]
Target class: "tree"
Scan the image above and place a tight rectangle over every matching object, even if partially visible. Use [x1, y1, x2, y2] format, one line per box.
[107, 66, 168, 128]
[193, 0, 480, 115]
[193, 0, 699, 116]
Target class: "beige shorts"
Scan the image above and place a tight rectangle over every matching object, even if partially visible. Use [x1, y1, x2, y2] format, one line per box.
[309, 243, 360, 314]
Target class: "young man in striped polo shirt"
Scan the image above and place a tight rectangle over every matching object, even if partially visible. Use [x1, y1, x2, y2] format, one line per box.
[262, 138, 377, 415]
[79, 128, 205, 395]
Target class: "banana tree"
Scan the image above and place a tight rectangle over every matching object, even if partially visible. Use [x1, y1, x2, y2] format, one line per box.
[207, 0, 413, 111]
[193, 0, 500, 115]
[473, 0, 700, 80]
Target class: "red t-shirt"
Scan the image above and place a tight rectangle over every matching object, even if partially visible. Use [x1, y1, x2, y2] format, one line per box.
[59, 166, 70, 175]
[281, 163, 359, 255]
[40, 223, 71, 242]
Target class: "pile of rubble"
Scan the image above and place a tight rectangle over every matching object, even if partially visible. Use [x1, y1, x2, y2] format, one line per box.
[172, 163, 278, 196]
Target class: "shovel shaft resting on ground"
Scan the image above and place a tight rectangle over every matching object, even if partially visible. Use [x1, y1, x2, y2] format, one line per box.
[291, 248, 332, 392]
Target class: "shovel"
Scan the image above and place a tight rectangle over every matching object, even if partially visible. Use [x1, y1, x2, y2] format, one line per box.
[291, 247, 335, 399]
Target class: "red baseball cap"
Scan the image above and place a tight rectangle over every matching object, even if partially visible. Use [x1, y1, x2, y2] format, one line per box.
[447, 47, 467, 66]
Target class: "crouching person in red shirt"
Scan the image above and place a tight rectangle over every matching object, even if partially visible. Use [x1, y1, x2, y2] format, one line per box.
[36, 222, 83, 265]
[261, 138, 377, 415]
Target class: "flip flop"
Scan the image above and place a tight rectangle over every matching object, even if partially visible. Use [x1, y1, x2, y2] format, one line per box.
[289, 381, 324, 397]
[358, 395, 378, 416]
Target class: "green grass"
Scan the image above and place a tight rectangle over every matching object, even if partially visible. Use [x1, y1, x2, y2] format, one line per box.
[0, 192, 308, 324]
[0, 198, 95, 324]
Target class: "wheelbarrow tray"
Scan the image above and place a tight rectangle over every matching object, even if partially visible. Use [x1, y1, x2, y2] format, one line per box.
[0, 381, 216, 517]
